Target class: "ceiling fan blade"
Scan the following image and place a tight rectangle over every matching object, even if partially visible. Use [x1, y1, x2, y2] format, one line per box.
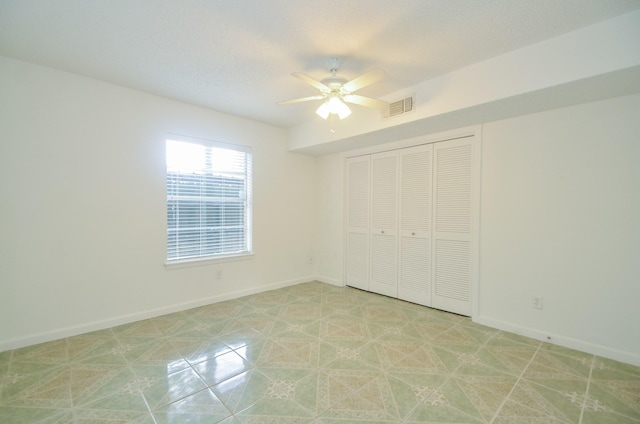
[343, 94, 388, 110]
[342, 68, 385, 93]
[277, 95, 325, 105]
[292, 72, 330, 92]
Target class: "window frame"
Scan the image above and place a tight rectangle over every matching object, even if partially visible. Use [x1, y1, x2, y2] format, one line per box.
[164, 134, 253, 269]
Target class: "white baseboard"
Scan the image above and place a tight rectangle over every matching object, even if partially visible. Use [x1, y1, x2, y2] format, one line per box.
[314, 275, 343, 287]
[474, 315, 640, 367]
[0, 276, 315, 353]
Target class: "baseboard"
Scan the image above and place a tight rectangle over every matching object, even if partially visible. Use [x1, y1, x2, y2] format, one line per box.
[0, 276, 315, 353]
[314, 275, 343, 287]
[474, 315, 640, 367]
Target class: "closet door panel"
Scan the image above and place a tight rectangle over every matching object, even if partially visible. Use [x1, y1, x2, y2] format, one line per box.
[399, 236, 430, 304]
[346, 156, 370, 290]
[369, 151, 398, 297]
[370, 233, 397, 296]
[434, 238, 471, 309]
[432, 138, 475, 316]
[398, 144, 433, 306]
[346, 232, 369, 290]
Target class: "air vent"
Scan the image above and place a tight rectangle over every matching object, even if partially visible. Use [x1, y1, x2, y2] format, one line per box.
[386, 96, 414, 118]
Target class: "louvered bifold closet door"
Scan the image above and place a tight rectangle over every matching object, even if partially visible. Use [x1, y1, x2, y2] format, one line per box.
[398, 144, 433, 306]
[369, 151, 399, 297]
[432, 138, 475, 316]
[346, 156, 371, 290]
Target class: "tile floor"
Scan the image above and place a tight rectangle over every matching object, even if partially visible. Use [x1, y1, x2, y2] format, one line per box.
[1, 281, 639, 423]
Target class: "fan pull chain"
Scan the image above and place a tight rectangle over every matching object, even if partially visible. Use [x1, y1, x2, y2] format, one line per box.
[330, 114, 335, 133]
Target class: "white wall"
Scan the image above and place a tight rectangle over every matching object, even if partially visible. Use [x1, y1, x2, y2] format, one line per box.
[478, 93, 640, 365]
[314, 94, 640, 365]
[314, 153, 344, 285]
[0, 56, 318, 350]
[3, 54, 639, 366]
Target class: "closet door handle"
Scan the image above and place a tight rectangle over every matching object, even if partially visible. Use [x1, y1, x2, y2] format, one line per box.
[412, 232, 415, 236]
[381, 230, 385, 234]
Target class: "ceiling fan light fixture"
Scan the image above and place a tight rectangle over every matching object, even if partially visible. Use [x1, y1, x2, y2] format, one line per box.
[315, 101, 331, 120]
[316, 95, 351, 120]
[280, 61, 385, 129]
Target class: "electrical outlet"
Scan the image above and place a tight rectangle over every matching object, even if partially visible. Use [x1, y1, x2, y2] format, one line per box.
[307, 256, 314, 265]
[216, 270, 223, 280]
[532, 296, 543, 310]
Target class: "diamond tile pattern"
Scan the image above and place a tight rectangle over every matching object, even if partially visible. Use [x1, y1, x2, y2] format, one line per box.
[1, 281, 638, 423]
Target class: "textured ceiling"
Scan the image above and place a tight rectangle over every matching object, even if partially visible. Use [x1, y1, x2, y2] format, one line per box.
[2, 0, 640, 128]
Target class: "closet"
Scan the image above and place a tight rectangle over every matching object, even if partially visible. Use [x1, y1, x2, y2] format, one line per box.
[345, 134, 478, 316]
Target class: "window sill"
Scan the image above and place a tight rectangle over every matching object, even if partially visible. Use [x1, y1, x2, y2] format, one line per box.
[165, 253, 254, 270]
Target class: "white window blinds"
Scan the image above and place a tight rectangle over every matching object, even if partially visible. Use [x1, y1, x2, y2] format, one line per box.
[166, 137, 252, 262]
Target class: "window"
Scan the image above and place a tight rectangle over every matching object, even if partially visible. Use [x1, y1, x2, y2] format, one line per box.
[166, 136, 252, 263]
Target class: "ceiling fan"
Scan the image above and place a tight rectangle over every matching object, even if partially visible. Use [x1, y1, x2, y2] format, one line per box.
[277, 59, 388, 121]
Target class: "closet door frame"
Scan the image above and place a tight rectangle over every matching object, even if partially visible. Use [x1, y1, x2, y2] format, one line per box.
[342, 126, 481, 319]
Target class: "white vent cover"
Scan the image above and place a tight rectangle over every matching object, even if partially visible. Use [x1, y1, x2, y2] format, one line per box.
[386, 96, 414, 118]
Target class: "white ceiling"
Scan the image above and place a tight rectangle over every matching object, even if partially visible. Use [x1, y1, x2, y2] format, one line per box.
[2, 0, 640, 128]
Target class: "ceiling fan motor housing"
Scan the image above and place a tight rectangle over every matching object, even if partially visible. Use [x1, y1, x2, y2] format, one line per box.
[320, 75, 349, 92]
